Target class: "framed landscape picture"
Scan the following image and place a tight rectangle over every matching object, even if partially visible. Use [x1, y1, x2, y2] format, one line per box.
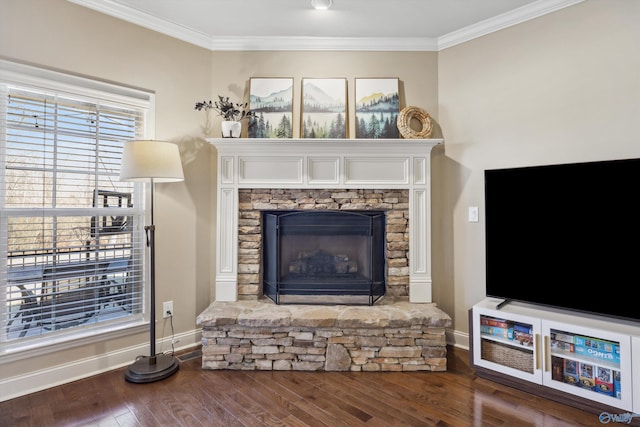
[301, 78, 347, 138]
[355, 78, 400, 139]
[248, 77, 294, 138]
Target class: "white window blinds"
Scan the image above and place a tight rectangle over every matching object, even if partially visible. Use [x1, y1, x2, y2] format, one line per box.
[0, 67, 149, 344]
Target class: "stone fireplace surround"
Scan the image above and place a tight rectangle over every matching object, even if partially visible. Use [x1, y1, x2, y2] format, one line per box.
[197, 138, 452, 371]
[238, 188, 409, 302]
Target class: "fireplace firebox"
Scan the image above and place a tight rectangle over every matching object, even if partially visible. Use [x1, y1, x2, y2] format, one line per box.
[262, 210, 385, 305]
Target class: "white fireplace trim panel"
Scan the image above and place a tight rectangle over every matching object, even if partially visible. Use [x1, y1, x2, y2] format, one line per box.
[207, 138, 443, 303]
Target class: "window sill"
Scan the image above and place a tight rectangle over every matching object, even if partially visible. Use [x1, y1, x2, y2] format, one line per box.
[0, 318, 148, 364]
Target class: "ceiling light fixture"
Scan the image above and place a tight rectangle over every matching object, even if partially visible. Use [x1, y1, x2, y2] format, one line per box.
[311, 0, 332, 10]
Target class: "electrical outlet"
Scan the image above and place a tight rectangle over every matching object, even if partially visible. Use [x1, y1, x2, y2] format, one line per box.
[163, 301, 173, 318]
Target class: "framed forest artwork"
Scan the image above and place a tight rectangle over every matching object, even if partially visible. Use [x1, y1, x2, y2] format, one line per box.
[301, 78, 347, 139]
[355, 78, 400, 139]
[248, 77, 294, 138]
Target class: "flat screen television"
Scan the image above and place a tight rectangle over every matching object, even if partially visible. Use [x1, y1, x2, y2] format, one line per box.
[484, 157, 640, 323]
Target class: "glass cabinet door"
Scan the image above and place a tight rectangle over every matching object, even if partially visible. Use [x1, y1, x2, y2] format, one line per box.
[473, 307, 542, 383]
[542, 320, 633, 411]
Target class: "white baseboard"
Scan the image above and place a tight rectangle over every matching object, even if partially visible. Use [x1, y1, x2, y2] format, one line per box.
[447, 327, 470, 350]
[0, 329, 202, 402]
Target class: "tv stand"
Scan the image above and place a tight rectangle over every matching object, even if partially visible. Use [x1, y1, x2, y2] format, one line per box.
[494, 298, 511, 310]
[470, 298, 640, 417]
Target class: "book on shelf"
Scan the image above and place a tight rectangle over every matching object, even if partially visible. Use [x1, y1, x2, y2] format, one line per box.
[595, 366, 614, 397]
[614, 370, 621, 399]
[551, 331, 575, 344]
[550, 339, 574, 352]
[579, 362, 596, 391]
[513, 330, 534, 347]
[480, 317, 509, 328]
[512, 322, 533, 334]
[551, 356, 564, 382]
[574, 335, 619, 354]
[480, 325, 513, 340]
[573, 344, 620, 364]
[564, 359, 579, 385]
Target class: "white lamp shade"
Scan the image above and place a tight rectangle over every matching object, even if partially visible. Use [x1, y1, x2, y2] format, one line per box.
[119, 140, 184, 183]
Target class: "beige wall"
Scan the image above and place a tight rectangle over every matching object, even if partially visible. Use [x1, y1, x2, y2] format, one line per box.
[0, 0, 213, 383]
[436, 0, 640, 337]
[206, 51, 438, 139]
[1, 0, 638, 393]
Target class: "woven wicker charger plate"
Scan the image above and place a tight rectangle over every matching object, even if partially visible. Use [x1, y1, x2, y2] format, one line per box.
[397, 106, 433, 139]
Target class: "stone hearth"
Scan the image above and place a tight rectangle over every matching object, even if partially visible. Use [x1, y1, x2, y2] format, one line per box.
[197, 298, 452, 371]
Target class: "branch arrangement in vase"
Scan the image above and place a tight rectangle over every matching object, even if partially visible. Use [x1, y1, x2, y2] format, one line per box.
[195, 96, 256, 121]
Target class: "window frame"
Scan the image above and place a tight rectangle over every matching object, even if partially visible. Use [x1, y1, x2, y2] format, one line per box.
[0, 59, 154, 361]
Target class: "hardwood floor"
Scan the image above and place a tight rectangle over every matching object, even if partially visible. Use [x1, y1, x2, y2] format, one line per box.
[0, 346, 627, 426]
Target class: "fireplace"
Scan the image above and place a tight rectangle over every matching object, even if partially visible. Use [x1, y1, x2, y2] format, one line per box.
[199, 138, 451, 372]
[208, 137, 442, 303]
[263, 210, 385, 305]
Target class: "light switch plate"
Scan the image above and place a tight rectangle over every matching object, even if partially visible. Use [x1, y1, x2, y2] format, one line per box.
[468, 206, 479, 223]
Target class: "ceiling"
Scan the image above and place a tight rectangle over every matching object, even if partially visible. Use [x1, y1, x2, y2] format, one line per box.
[67, 0, 583, 51]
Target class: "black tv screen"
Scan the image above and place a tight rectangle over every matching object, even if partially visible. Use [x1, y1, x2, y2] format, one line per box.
[484, 157, 640, 322]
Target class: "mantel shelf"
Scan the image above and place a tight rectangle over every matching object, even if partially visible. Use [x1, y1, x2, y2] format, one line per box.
[207, 138, 443, 154]
[207, 138, 443, 143]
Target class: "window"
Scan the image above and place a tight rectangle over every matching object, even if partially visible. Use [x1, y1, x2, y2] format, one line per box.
[0, 60, 151, 349]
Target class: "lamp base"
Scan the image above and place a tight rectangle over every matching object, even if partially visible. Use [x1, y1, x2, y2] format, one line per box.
[124, 354, 180, 383]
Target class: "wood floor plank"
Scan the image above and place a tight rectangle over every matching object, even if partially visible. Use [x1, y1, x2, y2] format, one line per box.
[119, 377, 172, 426]
[336, 372, 455, 424]
[220, 370, 299, 423]
[270, 371, 373, 427]
[113, 411, 144, 427]
[167, 369, 241, 426]
[215, 370, 294, 426]
[244, 371, 345, 427]
[367, 372, 478, 424]
[308, 371, 438, 426]
[197, 372, 269, 427]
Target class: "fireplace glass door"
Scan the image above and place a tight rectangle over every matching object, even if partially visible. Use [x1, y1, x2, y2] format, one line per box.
[262, 210, 385, 305]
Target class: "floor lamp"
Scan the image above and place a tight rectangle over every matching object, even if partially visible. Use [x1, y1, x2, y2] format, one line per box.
[119, 140, 184, 383]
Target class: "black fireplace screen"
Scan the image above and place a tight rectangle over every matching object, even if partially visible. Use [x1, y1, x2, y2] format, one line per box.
[262, 210, 385, 305]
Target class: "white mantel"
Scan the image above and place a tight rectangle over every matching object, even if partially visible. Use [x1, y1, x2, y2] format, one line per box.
[208, 138, 443, 303]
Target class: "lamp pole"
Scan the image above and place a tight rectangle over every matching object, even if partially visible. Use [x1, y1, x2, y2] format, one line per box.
[147, 177, 157, 364]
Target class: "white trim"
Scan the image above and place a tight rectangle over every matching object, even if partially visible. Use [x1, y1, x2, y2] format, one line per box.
[209, 138, 442, 303]
[437, 0, 585, 50]
[208, 36, 439, 52]
[0, 59, 153, 107]
[67, 0, 583, 52]
[447, 328, 470, 351]
[66, 0, 213, 50]
[0, 320, 147, 363]
[0, 328, 202, 402]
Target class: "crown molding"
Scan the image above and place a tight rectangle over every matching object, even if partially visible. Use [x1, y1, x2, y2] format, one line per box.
[66, 0, 213, 49]
[437, 0, 585, 50]
[67, 0, 584, 52]
[207, 36, 439, 52]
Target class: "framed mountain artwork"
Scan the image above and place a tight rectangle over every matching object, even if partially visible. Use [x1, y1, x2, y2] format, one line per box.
[301, 78, 347, 139]
[248, 77, 294, 138]
[355, 78, 400, 139]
